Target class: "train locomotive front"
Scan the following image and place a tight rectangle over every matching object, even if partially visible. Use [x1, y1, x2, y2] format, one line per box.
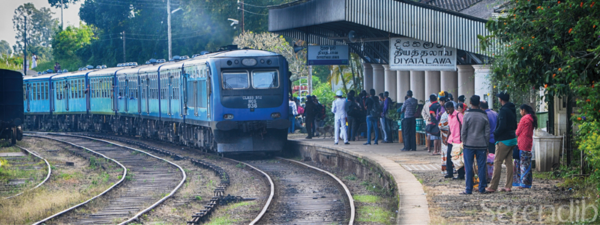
[208, 50, 290, 153]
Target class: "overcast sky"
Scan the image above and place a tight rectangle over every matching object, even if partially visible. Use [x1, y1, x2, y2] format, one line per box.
[0, 0, 82, 48]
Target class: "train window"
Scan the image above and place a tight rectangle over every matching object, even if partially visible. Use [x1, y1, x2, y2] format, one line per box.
[252, 71, 279, 89]
[33, 83, 37, 100]
[23, 84, 26, 100]
[222, 71, 248, 89]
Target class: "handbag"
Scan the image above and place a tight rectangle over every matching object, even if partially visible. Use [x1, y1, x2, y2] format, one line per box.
[513, 146, 520, 160]
[426, 124, 440, 135]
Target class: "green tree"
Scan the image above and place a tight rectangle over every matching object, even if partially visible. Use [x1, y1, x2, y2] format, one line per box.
[480, 0, 600, 201]
[233, 32, 309, 80]
[12, 3, 58, 61]
[51, 24, 95, 70]
[0, 40, 12, 56]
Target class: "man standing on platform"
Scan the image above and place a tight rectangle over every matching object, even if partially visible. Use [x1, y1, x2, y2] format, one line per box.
[364, 89, 381, 145]
[304, 96, 317, 139]
[401, 90, 418, 151]
[460, 95, 490, 194]
[332, 90, 349, 145]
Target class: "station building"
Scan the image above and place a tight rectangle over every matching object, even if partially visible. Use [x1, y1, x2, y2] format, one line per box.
[268, 0, 503, 106]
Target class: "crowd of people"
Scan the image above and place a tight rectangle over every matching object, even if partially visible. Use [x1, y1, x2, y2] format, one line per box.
[409, 90, 537, 194]
[287, 89, 395, 145]
[289, 88, 538, 195]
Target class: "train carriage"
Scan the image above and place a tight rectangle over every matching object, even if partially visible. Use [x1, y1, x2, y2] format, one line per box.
[23, 73, 55, 130]
[1, 69, 24, 144]
[23, 48, 291, 154]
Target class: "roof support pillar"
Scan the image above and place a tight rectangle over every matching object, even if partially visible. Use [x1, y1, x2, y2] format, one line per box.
[457, 65, 475, 99]
[441, 70, 458, 98]
[472, 65, 493, 109]
[397, 70, 410, 103]
[410, 70, 425, 102]
[373, 64, 385, 94]
[383, 65, 396, 101]
[425, 71, 441, 100]
[363, 63, 373, 92]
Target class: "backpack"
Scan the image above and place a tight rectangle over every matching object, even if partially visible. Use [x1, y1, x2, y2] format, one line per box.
[297, 105, 304, 115]
[347, 100, 360, 118]
[317, 104, 327, 120]
[370, 98, 381, 117]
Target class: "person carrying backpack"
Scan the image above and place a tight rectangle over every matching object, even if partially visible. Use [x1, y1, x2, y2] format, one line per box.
[346, 90, 360, 141]
[313, 96, 325, 136]
[364, 89, 381, 145]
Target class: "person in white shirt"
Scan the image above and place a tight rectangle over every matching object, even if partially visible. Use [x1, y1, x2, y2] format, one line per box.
[288, 97, 298, 133]
[31, 54, 37, 69]
[332, 90, 349, 145]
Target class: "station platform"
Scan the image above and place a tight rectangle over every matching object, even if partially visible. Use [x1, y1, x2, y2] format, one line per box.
[289, 134, 436, 225]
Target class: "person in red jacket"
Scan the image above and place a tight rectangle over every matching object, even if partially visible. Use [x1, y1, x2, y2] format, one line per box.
[513, 104, 537, 188]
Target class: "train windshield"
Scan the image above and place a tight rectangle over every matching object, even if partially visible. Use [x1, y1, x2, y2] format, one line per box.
[222, 72, 249, 89]
[252, 71, 278, 89]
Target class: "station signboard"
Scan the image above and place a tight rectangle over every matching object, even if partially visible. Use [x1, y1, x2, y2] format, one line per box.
[389, 37, 457, 71]
[307, 45, 349, 65]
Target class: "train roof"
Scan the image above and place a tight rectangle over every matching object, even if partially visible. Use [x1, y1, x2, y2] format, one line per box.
[24, 73, 56, 80]
[88, 66, 131, 77]
[211, 49, 280, 57]
[52, 70, 94, 79]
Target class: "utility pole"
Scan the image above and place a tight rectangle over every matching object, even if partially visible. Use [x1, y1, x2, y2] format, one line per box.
[122, 31, 126, 63]
[60, 0, 64, 29]
[23, 15, 27, 75]
[167, 0, 172, 60]
[308, 66, 312, 95]
[241, 0, 244, 33]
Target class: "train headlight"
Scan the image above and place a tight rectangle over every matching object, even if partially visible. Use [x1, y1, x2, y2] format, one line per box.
[242, 58, 257, 66]
[224, 114, 234, 120]
[270, 112, 281, 118]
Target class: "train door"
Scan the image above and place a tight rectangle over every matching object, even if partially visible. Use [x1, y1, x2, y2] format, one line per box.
[65, 79, 70, 111]
[125, 79, 129, 112]
[138, 76, 142, 114]
[182, 72, 188, 116]
[146, 76, 150, 114]
[26, 83, 30, 112]
[168, 72, 172, 116]
[86, 77, 90, 112]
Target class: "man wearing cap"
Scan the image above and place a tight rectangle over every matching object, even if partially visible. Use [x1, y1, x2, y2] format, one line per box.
[332, 90, 349, 145]
[460, 95, 490, 194]
[401, 90, 418, 151]
[486, 92, 518, 193]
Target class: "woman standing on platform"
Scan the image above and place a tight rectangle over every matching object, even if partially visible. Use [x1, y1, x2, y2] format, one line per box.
[513, 104, 537, 189]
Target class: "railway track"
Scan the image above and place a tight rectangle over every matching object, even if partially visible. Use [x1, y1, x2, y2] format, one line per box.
[25, 132, 354, 224]
[2, 146, 51, 199]
[26, 133, 186, 225]
[243, 157, 355, 224]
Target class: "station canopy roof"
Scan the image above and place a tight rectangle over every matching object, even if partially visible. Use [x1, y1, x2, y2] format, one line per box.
[268, 0, 499, 64]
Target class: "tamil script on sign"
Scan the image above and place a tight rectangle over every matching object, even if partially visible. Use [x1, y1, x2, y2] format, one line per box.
[307, 45, 349, 65]
[389, 37, 457, 71]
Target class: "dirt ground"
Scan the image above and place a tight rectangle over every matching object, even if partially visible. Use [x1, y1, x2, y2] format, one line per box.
[413, 167, 591, 224]
[0, 138, 119, 224]
[92, 135, 269, 225]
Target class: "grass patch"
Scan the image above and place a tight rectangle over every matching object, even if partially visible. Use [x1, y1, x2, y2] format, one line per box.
[205, 215, 238, 225]
[224, 201, 256, 211]
[344, 174, 357, 181]
[533, 171, 558, 180]
[357, 205, 395, 225]
[353, 195, 380, 203]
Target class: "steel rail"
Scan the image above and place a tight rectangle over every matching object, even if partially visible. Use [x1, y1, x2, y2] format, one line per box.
[79, 132, 274, 225]
[50, 134, 188, 225]
[276, 157, 356, 225]
[225, 159, 274, 225]
[3, 145, 52, 200]
[27, 134, 128, 225]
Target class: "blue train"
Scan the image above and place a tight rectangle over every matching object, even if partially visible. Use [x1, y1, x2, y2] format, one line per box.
[23, 48, 291, 153]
